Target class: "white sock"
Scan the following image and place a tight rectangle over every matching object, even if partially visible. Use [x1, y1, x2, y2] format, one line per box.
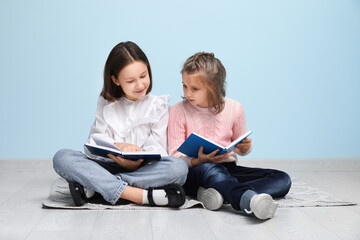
[142, 189, 169, 206]
[84, 188, 95, 198]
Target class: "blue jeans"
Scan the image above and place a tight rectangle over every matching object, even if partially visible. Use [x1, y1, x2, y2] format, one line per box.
[53, 149, 188, 204]
[183, 162, 292, 211]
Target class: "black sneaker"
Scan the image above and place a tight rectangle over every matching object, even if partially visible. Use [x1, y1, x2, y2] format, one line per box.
[68, 182, 87, 206]
[148, 184, 186, 208]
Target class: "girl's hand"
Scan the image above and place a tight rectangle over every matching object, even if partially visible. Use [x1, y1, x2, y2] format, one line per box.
[235, 137, 252, 155]
[114, 142, 141, 152]
[107, 154, 144, 171]
[192, 146, 229, 166]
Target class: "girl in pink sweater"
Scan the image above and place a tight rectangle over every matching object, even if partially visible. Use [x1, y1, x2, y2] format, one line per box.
[168, 52, 291, 220]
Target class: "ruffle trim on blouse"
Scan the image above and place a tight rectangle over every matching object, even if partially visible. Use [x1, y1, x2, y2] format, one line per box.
[103, 94, 170, 138]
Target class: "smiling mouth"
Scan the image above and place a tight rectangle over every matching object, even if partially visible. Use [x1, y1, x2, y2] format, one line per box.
[135, 89, 145, 94]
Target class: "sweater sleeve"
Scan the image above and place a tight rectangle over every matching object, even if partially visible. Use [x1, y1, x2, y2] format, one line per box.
[167, 104, 194, 167]
[232, 103, 252, 156]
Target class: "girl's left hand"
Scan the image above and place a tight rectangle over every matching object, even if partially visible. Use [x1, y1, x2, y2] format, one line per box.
[114, 142, 141, 152]
[235, 137, 252, 155]
[107, 154, 144, 171]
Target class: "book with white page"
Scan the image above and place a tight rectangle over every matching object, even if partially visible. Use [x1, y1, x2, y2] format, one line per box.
[84, 135, 161, 161]
[177, 130, 252, 158]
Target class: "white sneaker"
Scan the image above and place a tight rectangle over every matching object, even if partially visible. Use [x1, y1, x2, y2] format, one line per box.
[197, 187, 224, 211]
[248, 193, 278, 220]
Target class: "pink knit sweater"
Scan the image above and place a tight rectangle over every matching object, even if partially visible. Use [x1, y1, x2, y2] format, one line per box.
[168, 98, 248, 167]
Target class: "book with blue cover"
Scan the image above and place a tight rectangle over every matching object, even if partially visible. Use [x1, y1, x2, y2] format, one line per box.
[84, 136, 161, 161]
[177, 130, 252, 158]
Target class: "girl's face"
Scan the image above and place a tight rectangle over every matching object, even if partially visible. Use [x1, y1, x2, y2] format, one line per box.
[112, 61, 150, 101]
[182, 72, 209, 108]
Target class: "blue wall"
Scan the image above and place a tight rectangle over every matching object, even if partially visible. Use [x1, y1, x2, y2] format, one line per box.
[1, 0, 359, 159]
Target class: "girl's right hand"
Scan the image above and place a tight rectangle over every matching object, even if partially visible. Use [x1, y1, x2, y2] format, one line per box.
[193, 146, 229, 166]
[114, 142, 141, 152]
[107, 154, 144, 171]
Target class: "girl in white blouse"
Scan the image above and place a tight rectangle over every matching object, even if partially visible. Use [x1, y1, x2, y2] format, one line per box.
[53, 41, 188, 207]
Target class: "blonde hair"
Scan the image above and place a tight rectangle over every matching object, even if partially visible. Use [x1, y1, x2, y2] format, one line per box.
[181, 52, 226, 113]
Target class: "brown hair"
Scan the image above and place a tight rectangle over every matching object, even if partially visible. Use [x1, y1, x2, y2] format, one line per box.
[181, 52, 226, 113]
[101, 41, 152, 101]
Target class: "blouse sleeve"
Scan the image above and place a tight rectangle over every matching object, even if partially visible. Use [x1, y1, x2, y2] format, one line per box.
[85, 96, 115, 149]
[141, 95, 170, 156]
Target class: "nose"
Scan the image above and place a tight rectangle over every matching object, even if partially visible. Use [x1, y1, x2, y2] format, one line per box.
[136, 79, 144, 89]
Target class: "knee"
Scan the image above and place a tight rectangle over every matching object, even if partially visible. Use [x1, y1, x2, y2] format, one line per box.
[188, 163, 228, 182]
[283, 172, 292, 193]
[189, 163, 231, 186]
[201, 163, 226, 178]
[275, 170, 292, 197]
[163, 156, 189, 184]
[195, 162, 217, 172]
[53, 149, 75, 172]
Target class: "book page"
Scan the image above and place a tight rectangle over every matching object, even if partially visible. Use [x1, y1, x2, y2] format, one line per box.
[91, 135, 119, 150]
[84, 143, 161, 160]
[192, 133, 225, 148]
[225, 130, 253, 151]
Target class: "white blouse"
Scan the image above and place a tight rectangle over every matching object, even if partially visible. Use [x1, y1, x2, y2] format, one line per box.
[85, 94, 170, 158]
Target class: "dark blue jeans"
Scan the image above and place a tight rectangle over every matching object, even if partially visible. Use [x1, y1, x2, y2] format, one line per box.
[183, 162, 292, 211]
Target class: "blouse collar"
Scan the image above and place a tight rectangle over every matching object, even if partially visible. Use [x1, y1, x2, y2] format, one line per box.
[121, 94, 149, 104]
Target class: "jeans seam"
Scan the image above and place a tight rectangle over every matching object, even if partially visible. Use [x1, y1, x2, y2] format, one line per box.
[110, 181, 128, 204]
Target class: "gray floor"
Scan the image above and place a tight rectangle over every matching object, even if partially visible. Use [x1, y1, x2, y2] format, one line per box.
[0, 158, 359, 240]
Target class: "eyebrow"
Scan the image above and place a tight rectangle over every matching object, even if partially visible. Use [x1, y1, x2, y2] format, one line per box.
[182, 81, 199, 88]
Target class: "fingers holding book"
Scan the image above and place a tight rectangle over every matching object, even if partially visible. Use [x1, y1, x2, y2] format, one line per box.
[235, 137, 252, 155]
[114, 142, 141, 152]
[108, 153, 144, 171]
[196, 146, 229, 165]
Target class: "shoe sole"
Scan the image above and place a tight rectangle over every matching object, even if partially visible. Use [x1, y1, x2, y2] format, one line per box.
[197, 187, 224, 211]
[250, 193, 278, 220]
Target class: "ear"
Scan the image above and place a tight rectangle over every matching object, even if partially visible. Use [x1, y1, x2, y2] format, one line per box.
[111, 75, 120, 86]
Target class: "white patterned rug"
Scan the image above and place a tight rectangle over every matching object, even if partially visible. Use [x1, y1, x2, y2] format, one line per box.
[42, 178, 357, 210]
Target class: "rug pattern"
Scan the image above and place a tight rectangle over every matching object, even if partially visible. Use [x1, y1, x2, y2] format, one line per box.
[42, 178, 357, 210]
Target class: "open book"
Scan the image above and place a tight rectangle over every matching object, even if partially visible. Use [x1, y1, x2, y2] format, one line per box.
[84, 136, 161, 161]
[177, 130, 252, 158]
